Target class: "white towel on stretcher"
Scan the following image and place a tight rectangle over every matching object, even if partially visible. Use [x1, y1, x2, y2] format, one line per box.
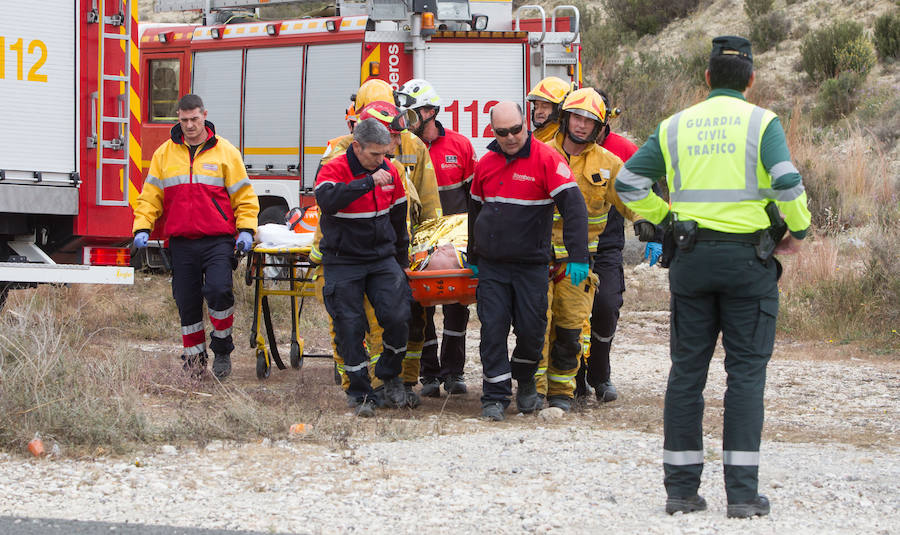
[254, 223, 314, 248]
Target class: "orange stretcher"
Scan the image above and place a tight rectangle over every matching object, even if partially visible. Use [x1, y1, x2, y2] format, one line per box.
[405, 268, 478, 306]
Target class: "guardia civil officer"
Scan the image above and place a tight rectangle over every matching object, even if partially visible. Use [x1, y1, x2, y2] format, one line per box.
[615, 36, 811, 518]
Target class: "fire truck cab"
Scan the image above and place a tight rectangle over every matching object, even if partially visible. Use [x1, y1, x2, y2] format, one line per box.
[139, 0, 581, 222]
[0, 0, 139, 306]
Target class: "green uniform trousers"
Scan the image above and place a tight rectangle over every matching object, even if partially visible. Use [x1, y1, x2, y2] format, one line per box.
[664, 240, 778, 504]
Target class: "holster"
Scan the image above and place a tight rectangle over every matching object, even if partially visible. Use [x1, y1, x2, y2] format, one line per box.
[673, 219, 698, 252]
[757, 201, 788, 263]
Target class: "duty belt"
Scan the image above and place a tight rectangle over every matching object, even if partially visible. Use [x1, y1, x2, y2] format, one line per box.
[695, 228, 763, 244]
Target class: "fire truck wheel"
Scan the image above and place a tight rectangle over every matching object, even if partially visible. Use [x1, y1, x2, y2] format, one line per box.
[256, 349, 271, 379]
[259, 206, 288, 226]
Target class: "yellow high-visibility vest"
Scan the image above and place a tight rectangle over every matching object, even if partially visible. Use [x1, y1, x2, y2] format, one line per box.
[658, 96, 777, 234]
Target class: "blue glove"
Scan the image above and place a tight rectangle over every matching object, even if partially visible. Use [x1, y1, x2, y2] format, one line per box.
[133, 231, 149, 249]
[643, 242, 663, 267]
[565, 262, 590, 287]
[469, 264, 479, 278]
[235, 231, 253, 253]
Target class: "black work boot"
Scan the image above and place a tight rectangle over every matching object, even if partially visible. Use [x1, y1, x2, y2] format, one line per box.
[443, 374, 468, 395]
[516, 378, 539, 414]
[727, 495, 770, 518]
[355, 398, 376, 418]
[212, 353, 232, 379]
[597, 381, 618, 402]
[548, 395, 573, 412]
[481, 401, 505, 421]
[404, 383, 421, 408]
[420, 376, 442, 398]
[181, 351, 208, 378]
[383, 376, 407, 408]
[665, 494, 708, 515]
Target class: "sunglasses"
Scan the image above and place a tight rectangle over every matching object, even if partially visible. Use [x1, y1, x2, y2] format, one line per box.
[493, 123, 524, 137]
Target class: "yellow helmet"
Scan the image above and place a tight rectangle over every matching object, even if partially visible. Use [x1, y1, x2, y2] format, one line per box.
[355, 79, 395, 110]
[526, 76, 571, 129]
[560, 87, 607, 144]
[527, 76, 571, 104]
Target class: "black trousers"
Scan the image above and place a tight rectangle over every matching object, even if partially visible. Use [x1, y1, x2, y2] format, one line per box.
[420, 303, 470, 379]
[664, 241, 778, 504]
[169, 235, 236, 357]
[476, 259, 548, 407]
[585, 248, 626, 386]
[323, 257, 411, 403]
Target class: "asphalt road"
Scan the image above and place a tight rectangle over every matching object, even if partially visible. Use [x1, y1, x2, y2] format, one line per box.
[0, 517, 297, 535]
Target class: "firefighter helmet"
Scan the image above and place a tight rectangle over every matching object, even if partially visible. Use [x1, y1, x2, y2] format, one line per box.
[560, 88, 607, 144]
[288, 206, 319, 234]
[358, 101, 411, 134]
[526, 76, 571, 129]
[355, 79, 394, 109]
[395, 78, 442, 110]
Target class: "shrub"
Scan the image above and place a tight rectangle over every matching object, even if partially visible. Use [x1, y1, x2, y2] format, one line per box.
[598, 52, 707, 141]
[836, 36, 877, 77]
[800, 20, 865, 81]
[743, 0, 774, 18]
[873, 11, 900, 59]
[779, 226, 900, 353]
[814, 71, 864, 122]
[601, 0, 700, 36]
[749, 11, 792, 53]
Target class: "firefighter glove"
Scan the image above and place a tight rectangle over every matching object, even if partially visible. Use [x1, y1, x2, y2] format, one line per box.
[236, 231, 254, 253]
[634, 221, 657, 242]
[643, 242, 663, 267]
[469, 264, 479, 278]
[133, 231, 149, 249]
[565, 262, 590, 287]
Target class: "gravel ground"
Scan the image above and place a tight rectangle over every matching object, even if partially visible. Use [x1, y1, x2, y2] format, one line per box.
[1, 265, 898, 534]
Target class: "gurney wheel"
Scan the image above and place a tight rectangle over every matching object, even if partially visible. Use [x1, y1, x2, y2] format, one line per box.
[290, 340, 303, 369]
[256, 349, 270, 379]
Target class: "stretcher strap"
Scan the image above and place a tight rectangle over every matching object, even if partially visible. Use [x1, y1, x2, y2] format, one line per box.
[261, 296, 287, 370]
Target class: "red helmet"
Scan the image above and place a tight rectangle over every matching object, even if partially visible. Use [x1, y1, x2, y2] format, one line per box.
[358, 101, 411, 134]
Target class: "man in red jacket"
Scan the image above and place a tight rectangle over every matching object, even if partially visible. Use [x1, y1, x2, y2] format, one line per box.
[315, 118, 411, 417]
[468, 101, 588, 421]
[132, 94, 259, 380]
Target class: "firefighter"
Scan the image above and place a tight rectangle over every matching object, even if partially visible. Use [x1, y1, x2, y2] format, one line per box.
[315, 118, 411, 417]
[312, 79, 441, 406]
[132, 94, 259, 379]
[536, 88, 653, 412]
[578, 89, 661, 404]
[615, 36, 811, 517]
[526, 76, 571, 143]
[311, 101, 421, 407]
[468, 101, 588, 421]
[395, 78, 477, 398]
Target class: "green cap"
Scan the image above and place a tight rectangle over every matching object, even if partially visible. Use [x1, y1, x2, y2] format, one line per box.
[710, 35, 752, 63]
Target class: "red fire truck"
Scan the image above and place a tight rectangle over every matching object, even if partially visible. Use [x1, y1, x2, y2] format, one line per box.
[0, 0, 139, 306]
[139, 0, 581, 223]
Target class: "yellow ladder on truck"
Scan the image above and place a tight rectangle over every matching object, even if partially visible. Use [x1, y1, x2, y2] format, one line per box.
[90, 0, 132, 208]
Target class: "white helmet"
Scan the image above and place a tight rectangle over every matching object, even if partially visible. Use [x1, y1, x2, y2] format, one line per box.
[395, 78, 442, 111]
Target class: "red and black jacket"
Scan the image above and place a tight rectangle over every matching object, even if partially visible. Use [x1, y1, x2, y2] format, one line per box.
[314, 144, 409, 266]
[468, 133, 588, 265]
[427, 121, 477, 215]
